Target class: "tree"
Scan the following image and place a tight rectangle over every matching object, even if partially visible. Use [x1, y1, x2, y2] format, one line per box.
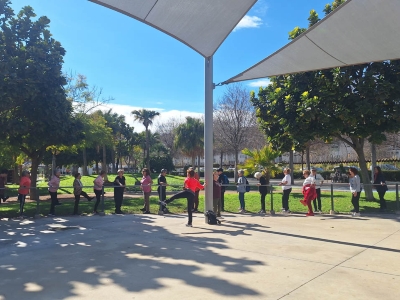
[154, 117, 182, 159]
[214, 84, 256, 180]
[0, 2, 83, 199]
[239, 145, 281, 181]
[174, 117, 204, 168]
[131, 109, 160, 170]
[251, 0, 400, 200]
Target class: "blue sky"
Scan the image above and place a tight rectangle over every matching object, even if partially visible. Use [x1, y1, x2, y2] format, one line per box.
[9, 0, 329, 131]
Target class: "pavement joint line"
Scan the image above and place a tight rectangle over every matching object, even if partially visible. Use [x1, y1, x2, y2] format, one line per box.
[338, 265, 400, 277]
[277, 228, 400, 299]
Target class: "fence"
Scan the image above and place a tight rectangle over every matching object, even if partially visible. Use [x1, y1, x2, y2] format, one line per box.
[1, 182, 399, 218]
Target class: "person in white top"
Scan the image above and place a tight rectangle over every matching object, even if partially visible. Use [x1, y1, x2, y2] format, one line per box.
[278, 168, 292, 213]
[311, 168, 324, 212]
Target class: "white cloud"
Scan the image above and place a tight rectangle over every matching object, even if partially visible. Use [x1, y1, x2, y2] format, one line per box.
[100, 103, 203, 132]
[234, 15, 263, 31]
[248, 79, 271, 87]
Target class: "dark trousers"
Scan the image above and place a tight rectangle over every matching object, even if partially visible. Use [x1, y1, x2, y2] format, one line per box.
[168, 190, 194, 225]
[193, 190, 199, 210]
[73, 192, 91, 214]
[377, 190, 387, 209]
[312, 188, 322, 210]
[114, 189, 124, 213]
[220, 188, 225, 210]
[282, 188, 292, 211]
[49, 191, 58, 214]
[260, 192, 267, 211]
[351, 192, 361, 213]
[18, 194, 26, 216]
[94, 189, 102, 212]
[74, 194, 80, 215]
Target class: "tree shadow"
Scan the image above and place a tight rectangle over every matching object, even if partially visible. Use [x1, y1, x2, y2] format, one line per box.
[0, 215, 263, 299]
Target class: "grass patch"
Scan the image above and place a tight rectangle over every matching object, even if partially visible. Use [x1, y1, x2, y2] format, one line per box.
[0, 186, 398, 218]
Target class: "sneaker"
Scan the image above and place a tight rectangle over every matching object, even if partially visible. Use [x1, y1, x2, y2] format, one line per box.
[3, 196, 9, 202]
[93, 211, 98, 215]
[258, 210, 266, 214]
[48, 214, 55, 217]
[88, 197, 94, 202]
[192, 209, 199, 213]
[352, 212, 361, 217]
[306, 212, 314, 216]
[159, 200, 167, 206]
[185, 224, 193, 227]
[240, 209, 246, 213]
[143, 211, 150, 214]
[140, 207, 146, 212]
[316, 209, 322, 213]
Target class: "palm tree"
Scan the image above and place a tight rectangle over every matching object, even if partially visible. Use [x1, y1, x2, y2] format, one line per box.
[131, 109, 160, 169]
[239, 145, 281, 181]
[174, 117, 204, 168]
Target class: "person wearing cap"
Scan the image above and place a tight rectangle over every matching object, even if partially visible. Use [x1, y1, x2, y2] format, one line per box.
[157, 169, 168, 212]
[255, 171, 268, 214]
[18, 170, 31, 217]
[114, 169, 126, 214]
[217, 168, 229, 211]
[311, 168, 324, 212]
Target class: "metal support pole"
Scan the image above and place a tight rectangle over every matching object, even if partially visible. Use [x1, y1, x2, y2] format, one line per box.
[396, 183, 400, 214]
[330, 183, 335, 215]
[34, 187, 41, 219]
[99, 185, 105, 216]
[204, 56, 214, 222]
[270, 184, 275, 215]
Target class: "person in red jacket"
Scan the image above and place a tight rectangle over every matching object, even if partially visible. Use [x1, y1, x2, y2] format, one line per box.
[18, 170, 31, 217]
[300, 170, 316, 216]
[160, 169, 205, 227]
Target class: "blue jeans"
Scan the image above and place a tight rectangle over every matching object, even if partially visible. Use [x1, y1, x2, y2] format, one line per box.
[238, 192, 245, 210]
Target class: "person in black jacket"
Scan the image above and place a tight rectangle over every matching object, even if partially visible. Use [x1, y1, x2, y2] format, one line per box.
[157, 169, 168, 213]
[255, 172, 269, 214]
[373, 166, 388, 211]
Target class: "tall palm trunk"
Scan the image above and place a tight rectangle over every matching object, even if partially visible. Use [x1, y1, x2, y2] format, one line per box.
[82, 148, 88, 176]
[145, 125, 150, 170]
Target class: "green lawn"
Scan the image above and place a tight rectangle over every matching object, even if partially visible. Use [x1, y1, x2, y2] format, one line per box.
[0, 180, 399, 218]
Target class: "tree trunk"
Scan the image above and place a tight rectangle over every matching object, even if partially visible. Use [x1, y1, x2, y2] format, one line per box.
[289, 150, 294, 184]
[219, 151, 223, 168]
[306, 145, 311, 170]
[234, 150, 239, 183]
[146, 126, 150, 170]
[30, 156, 40, 201]
[13, 159, 19, 184]
[103, 144, 108, 182]
[52, 153, 56, 177]
[191, 155, 196, 169]
[350, 137, 373, 200]
[82, 148, 88, 176]
[110, 146, 115, 174]
[371, 143, 377, 182]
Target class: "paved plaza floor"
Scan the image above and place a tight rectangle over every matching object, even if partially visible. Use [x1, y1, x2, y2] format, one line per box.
[1, 211, 399, 299]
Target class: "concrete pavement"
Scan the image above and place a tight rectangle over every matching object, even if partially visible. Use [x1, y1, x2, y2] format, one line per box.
[0, 211, 399, 299]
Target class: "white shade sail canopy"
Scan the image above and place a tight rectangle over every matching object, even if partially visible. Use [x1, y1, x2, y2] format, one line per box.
[89, 0, 257, 58]
[223, 0, 400, 84]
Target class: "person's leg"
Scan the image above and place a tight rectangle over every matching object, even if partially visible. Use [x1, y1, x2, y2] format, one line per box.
[18, 194, 25, 216]
[144, 192, 150, 212]
[351, 193, 360, 213]
[217, 197, 221, 217]
[282, 189, 290, 211]
[221, 188, 225, 211]
[312, 198, 318, 211]
[306, 201, 314, 215]
[239, 192, 245, 210]
[213, 197, 218, 214]
[378, 190, 387, 209]
[80, 191, 92, 201]
[168, 190, 190, 203]
[193, 190, 199, 211]
[316, 188, 322, 210]
[73, 194, 80, 215]
[94, 189, 102, 212]
[49, 191, 57, 215]
[115, 192, 123, 213]
[187, 193, 194, 225]
[260, 193, 266, 211]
